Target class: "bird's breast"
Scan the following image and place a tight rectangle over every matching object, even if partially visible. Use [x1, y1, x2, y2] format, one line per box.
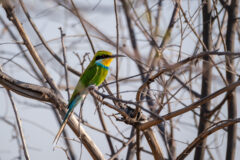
[94, 66, 109, 86]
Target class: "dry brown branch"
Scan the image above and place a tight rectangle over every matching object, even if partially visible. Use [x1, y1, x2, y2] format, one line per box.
[109, 136, 135, 160]
[2, 1, 61, 95]
[1, 0, 239, 159]
[138, 80, 240, 130]
[94, 99, 116, 157]
[89, 87, 164, 160]
[143, 128, 164, 160]
[194, 1, 213, 159]
[225, 0, 239, 159]
[18, 0, 80, 77]
[6, 90, 30, 160]
[177, 118, 240, 160]
[70, 0, 95, 54]
[59, 27, 70, 100]
[0, 70, 105, 160]
[136, 51, 240, 104]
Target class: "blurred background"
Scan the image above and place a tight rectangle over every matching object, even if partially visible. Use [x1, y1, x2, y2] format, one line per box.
[0, 0, 240, 159]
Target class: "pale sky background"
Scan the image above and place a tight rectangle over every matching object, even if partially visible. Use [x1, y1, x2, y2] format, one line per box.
[0, 0, 240, 160]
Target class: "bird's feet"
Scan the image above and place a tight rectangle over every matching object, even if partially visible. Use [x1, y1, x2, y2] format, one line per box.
[88, 85, 98, 91]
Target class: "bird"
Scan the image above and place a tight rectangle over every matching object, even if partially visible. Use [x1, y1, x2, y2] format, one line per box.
[53, 50, 124, 144]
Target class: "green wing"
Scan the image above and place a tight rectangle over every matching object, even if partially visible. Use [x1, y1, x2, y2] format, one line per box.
[69, 64, 99, 104]
[89, 66, 108, 86]
[80, 64, 99, 86]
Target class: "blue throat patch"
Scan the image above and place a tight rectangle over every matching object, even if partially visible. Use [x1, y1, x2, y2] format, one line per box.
[96, 61, 109, 70]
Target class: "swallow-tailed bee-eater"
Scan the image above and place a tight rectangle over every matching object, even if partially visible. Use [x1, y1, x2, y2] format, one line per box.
[53, 50, 124, 144]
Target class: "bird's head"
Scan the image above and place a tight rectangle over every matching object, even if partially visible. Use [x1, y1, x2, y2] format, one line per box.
[94, 50, 124, 67]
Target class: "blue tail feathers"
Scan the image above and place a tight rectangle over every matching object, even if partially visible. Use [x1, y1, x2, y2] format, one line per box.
[53, 95, 82, 144]
[64, 95, 81, 121]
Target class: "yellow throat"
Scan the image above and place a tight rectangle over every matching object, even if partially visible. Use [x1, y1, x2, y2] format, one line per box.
[101, 58, 113, 67]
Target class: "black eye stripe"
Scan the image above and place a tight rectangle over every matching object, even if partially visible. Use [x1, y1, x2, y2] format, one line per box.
[96, 55, 110, 60]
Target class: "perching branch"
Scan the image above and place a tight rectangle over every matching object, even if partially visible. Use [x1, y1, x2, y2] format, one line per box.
[0, 70, 105, 160]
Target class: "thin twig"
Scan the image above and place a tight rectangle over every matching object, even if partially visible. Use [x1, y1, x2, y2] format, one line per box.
[136, 51, 240, 104]
[177, 118, 240, 160]
[18, 0, 80, 77]
[70, 0, 95, 54]
[59, 27, 70, 100]
[3, 1, 61, 96]
[139, 80, 240, 130]
[90, 87, 162, 120]
[114, 0, 120, 100]
[94, 99, 116, 156]
[54, 146, 71, 160]
[0, 15, 44, 82]
[0, 69, 105, 160]
[6, 90, 30, 160]
[108, 136, 135, 160]
[136, 129, 141, 160]
[82, 121, 124, 143]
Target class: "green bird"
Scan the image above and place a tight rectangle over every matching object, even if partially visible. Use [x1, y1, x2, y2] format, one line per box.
[53, 50, 124, 144]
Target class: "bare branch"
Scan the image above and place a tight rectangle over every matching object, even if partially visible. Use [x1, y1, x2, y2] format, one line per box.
[177, 119, 240, 160]
[139, 80, 240, 130]
[2, 1, 61, 95]
[7, 90, 30, 160]
[0, 70, 105, 160]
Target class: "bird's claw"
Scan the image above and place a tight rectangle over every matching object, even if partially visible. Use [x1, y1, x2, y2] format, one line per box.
[88, 85, 98, 91]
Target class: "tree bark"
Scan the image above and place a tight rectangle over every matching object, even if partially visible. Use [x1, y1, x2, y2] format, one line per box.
[194, 1, 213, 159]
[225, 0, 239, 159]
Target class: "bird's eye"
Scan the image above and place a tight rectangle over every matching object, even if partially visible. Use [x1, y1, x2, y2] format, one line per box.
[96, 56, 101, 60]
[96, 55, 110, 60]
